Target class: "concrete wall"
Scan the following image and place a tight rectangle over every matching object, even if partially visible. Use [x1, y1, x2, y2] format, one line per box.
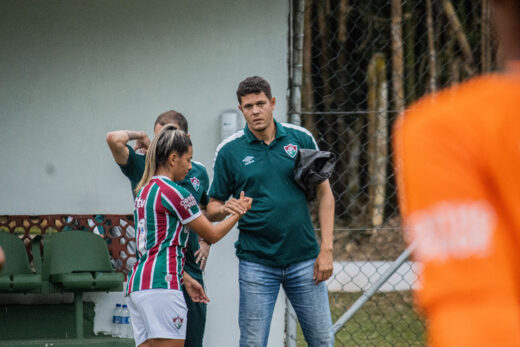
[0, 1, 290, 346]
[0, 0, 289, 214]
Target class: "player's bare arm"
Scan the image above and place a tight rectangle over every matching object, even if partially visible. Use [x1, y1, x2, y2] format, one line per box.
[106, 130, 150, 165]
[313, 179, 335, 284]
[189, 192, 252, 243]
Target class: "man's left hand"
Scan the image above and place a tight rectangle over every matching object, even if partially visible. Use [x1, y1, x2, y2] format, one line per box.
[195, 239, 211, 271]
[313, 249, 333, 284]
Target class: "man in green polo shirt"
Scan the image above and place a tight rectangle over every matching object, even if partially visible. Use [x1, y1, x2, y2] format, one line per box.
[207, 76, 335, 347]
[106, 110, 210, 347]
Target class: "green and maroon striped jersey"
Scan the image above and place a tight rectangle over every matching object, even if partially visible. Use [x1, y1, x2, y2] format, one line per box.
[126, 176, 201, 294]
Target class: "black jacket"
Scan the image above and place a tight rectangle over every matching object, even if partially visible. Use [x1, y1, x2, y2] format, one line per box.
[293, 149, 337, 201]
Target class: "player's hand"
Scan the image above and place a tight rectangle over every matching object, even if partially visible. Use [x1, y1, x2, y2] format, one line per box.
[313, 248, 333, 284]
[134, 134, 151, 154]
[195, 239, 211, 271]
[219, 191, 252, 216]
[184, 274, 210, 304]
[238, 191, 253, 213]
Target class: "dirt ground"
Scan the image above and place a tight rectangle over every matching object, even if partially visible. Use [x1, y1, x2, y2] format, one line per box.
[331, 216, 407, 261]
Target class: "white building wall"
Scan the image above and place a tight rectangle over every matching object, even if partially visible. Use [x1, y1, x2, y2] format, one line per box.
[0, 1, 289, 346]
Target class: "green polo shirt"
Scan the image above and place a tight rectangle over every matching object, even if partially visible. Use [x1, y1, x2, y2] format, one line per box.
[209, 120, 320, 267]
[119, 145, 209, 280]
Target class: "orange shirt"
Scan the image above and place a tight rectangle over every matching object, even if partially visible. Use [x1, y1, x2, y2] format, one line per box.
[394, 74, 520, 346]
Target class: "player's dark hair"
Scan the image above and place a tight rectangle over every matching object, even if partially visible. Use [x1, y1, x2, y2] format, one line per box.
[155, 110, 188, 133]
[236, 76, 272, 104]
[135, 124, 192, 194]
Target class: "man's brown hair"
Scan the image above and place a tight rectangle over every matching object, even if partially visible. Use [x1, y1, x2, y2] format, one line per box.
[236, 76, 272, 104]
[154, 110, 188, 133]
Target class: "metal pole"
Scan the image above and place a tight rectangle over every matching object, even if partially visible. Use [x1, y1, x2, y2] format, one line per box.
[285, 297, 297, 347]
[333, 241, 417, 333]
[290, 0, 305, 126]
[286, 0, 305, 344]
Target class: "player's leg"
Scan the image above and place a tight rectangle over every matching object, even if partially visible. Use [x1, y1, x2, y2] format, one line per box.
[282, 258, 334, 347]
[148, 338, 184, 347]
[238, 259, 281, 347]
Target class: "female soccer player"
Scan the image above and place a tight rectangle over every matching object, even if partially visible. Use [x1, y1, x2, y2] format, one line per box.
[126, 124, 252, 347]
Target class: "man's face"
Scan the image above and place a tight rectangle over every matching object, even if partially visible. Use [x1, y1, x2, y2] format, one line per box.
[154, 122, 181, 135]
[239, 92, 276, 133]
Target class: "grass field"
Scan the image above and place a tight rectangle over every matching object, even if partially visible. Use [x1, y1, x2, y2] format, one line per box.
[296, 291, 426, 346]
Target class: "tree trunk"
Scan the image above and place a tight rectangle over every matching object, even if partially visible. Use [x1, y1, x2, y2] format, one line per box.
[345, 122, 361, 226]
[367, 53, 388, 233]
[334, 0, 350, 223]
[302, 0, 316, 136]
[451, 57, 462, 85]
[404, 0, 416, 104]
[391, 0, 405, 114]
[481, 0, 492, 72]
[426, 0, 437, 93]
[441, 0, 476, 76]
[317, 0, 333, 111]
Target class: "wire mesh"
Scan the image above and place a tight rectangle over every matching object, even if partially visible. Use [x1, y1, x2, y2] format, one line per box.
[288, 0, 498, 345]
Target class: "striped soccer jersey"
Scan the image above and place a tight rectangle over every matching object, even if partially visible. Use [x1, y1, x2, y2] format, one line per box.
[126, 176, 201, 294]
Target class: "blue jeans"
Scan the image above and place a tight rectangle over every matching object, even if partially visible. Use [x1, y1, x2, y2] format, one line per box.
[239, 258, 334, 347]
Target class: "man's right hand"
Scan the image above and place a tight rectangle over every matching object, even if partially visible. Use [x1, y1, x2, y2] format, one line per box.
[134, 134, 151, 154]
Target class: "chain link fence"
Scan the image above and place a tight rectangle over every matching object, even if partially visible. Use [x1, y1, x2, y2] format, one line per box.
[287, 0, 498, 345]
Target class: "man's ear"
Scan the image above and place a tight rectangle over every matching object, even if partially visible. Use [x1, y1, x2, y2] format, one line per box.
[238, 104, 243, 113]
[270, 97, 276, 108]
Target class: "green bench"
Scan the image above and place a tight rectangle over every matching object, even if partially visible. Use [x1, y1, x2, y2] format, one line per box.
[0, 232, 42, 292]
[0, 230, 124, 339]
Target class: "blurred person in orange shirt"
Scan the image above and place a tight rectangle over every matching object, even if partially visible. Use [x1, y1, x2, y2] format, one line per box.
[393, 0, 520, 345]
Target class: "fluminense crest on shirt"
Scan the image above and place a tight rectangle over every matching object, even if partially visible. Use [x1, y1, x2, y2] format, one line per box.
[173, 316, 184, 329]
[242, 155, 255, 165]
[284, 144, 298, 158]
[190, 177, 200, 191]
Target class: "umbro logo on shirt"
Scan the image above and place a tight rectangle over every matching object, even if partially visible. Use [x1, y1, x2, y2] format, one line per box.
[242, 156, 255, 166]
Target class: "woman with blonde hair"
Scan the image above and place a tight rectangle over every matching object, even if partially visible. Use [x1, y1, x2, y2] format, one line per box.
[126, 124, 252, 347]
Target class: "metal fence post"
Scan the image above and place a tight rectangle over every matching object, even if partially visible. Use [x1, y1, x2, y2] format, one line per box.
[285, 297, 298, 347]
